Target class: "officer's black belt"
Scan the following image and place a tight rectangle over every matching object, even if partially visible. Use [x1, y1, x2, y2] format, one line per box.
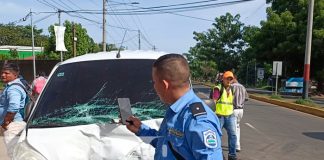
[168, 141, 185, 160]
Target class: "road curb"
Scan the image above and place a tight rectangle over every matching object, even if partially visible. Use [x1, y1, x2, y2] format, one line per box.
[250, 94, 324, 118]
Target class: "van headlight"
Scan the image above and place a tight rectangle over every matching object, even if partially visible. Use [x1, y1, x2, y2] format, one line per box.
[13, 141, 46, 160]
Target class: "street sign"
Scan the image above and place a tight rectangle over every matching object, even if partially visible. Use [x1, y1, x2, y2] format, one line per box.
[272, 61, 282, 76]
[257, 68, 264, 79]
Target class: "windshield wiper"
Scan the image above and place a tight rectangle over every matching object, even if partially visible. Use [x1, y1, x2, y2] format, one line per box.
[29, 122, 69, 128]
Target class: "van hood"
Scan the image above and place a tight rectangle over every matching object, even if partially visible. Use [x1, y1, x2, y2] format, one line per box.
[24, 119, 162, 160]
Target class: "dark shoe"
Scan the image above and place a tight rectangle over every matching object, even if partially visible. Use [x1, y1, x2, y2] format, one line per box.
[228, 155, 237, 160]
[236, 149, 241, 152]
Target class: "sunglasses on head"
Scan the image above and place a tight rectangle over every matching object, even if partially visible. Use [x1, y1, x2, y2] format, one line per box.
[226, 77, 233, 81]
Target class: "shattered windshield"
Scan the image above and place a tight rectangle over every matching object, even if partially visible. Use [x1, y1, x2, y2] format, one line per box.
[29, 59, 166, 128]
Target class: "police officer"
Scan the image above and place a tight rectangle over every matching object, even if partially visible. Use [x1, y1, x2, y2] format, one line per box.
[126, 54, 223, 159]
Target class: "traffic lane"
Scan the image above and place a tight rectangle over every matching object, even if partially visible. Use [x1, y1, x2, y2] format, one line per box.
[236, 99, 324, 160]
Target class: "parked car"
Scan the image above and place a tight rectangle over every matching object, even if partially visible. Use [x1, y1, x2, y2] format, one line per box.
[13, 50, 169, 160]
[283, 77, 317, 95]
[284, 77, 303, 94]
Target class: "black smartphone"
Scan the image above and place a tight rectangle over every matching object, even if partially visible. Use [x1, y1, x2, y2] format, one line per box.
[117, 98, 133, 125]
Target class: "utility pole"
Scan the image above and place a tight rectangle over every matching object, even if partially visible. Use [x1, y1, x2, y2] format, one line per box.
[275, 63, 279, 95]
[102, 0, 106, 52]
[303, 0, 314, 99]
[246, 63, 249, 86]
[58, 9, 63, 62]
[73, 23, 77, 57]
[30, 9, 36, 80]
[255, 60, 257, 87]
[152, 45, 156, 51]
[138, 30, 141, 50]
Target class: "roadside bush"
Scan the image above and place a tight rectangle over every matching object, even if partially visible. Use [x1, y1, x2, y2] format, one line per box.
[295, 98, 318, 107]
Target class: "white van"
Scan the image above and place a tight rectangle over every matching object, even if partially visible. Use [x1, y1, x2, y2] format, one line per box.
[13, 50, 169, 160]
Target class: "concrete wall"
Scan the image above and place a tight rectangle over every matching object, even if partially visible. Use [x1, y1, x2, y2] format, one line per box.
[0, 60, 60, 83]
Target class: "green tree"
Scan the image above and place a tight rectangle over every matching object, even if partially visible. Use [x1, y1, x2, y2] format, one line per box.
[188, 13, 246, 81]
[9, 48, 19, 59]
[98, 43, 120, 52]
[247, 0, 324, 92]
[47, 21, 99, 60]
[0, 24, 48, 48]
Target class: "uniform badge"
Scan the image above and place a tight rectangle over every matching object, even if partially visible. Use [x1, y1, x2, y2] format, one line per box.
[203, 130, 217, 148]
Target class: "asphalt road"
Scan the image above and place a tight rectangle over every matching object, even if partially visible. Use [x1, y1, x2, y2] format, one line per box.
[194, 84, 324, 160]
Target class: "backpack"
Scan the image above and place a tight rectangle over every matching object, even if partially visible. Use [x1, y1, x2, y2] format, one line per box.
[9, 82, 35, 121]
[209, 84, 234, 101]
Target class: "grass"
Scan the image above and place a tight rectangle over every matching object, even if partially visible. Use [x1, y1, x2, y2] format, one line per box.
[270, 94, 282, 99]
[295, 98, 318, 107]
[259, 85, 273, 91]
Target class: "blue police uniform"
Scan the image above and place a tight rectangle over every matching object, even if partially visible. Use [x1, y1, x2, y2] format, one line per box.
[137, 89, 223, 160]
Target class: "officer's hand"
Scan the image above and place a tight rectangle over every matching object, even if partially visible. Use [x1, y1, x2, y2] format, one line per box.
[126, 116, 141, 134]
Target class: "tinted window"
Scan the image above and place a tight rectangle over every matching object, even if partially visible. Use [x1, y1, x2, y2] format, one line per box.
[30, 59, 166, 128]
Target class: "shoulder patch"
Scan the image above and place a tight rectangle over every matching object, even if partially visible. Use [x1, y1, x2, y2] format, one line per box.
[203, 130, 218, 148]
[190, 102, 206, 117]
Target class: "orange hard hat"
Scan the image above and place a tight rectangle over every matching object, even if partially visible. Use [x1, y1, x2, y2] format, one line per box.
[223, 71, 234, 79]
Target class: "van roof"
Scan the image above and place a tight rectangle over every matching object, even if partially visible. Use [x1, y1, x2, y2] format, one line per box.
[61, 50, 171, 65]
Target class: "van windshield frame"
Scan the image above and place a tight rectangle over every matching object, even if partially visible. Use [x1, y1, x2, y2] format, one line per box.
[29, 59, 166, 128]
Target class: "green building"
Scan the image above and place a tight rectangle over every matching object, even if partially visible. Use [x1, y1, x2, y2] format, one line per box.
[0, 45, 43, 59]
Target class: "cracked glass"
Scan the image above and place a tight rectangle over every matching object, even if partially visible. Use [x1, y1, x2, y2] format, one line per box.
[29, 59, 166, 128]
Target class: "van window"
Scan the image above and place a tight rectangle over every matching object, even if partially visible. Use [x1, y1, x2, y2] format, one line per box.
[29, 59, 166, 128]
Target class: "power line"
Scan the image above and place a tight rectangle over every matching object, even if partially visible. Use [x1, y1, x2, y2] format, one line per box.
[66, 0, 102, 22]
[141, 33, 154, 48]
[111, 0, 224, 12]
[9, 12, 31, 24]
[107, 0, 139, 47]
[33, 0, 254, 22]
[34, 13, 56, 24]
[111, 0, 253, 15]
[35, 0, 57, 10]
[119, 0, 154, 50]
[242, 1, 266, 22]
[79, 0, 253, 15]
[110, 0, 221, 11]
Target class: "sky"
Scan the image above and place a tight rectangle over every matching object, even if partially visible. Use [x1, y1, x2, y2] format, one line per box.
[0, 0, 269, 54]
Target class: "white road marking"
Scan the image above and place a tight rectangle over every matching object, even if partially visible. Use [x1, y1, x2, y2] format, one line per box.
[245, 123, 272, 141]
[245, 122, 266, 136]
[245, 123, 257, 130]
